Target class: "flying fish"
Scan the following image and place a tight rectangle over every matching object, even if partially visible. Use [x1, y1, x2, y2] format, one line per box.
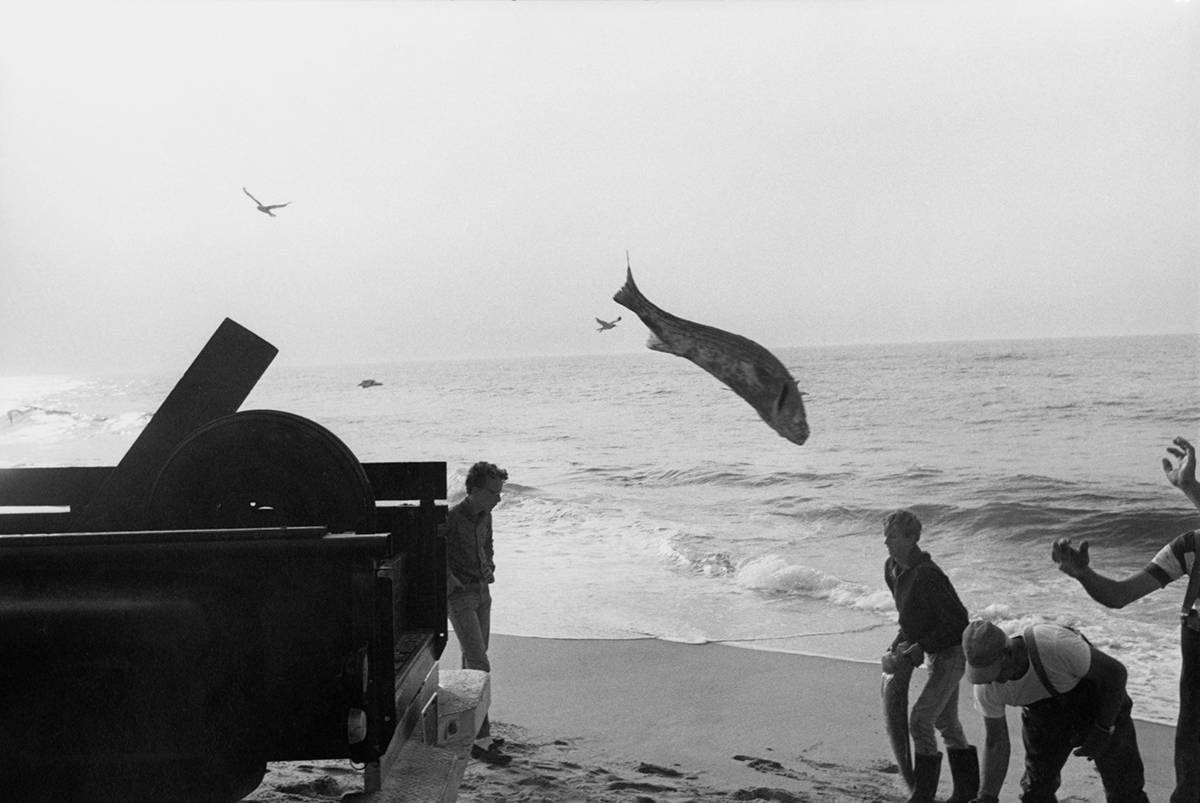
[612, 259, 809, 446]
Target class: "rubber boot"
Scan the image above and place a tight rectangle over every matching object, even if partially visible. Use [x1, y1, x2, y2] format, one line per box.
[945, 745, 979, 803]
[908, 751, 942, 803]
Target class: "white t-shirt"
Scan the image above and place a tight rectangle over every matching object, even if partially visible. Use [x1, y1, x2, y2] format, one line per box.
[972, 624, 1092, 719]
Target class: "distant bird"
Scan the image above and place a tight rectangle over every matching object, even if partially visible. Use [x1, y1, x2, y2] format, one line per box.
[595, 316, 622, 332]
[242, 187, 290, 217]
[358, 379, 382, 388]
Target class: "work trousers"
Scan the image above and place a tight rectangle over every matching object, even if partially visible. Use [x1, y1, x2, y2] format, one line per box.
[910, 644, 971, 756]
[1019, 681, 1148, 803]
[1172, 621, 1200, 803]
[447, 583, 492, 739]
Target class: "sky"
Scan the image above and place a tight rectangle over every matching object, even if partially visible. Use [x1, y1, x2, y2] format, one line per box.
[1, 0, 1197, 374]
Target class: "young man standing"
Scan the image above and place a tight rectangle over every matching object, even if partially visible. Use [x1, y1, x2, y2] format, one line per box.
[883, 509, 979, 803]
[442, 461, 509, 766]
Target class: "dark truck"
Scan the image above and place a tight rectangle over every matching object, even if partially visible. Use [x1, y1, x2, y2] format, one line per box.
[0, 320, 476, 802]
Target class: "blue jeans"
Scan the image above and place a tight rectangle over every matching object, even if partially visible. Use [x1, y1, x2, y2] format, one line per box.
[447, 583, 492, 739]
[1172, 621, 1200, 803]
[910, 644, 970, 756]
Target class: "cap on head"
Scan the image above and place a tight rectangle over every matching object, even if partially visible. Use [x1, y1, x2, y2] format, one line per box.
[963, 619, 1009, 684]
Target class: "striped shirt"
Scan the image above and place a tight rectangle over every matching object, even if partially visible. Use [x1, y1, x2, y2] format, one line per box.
[1146, 529, 1200, 610]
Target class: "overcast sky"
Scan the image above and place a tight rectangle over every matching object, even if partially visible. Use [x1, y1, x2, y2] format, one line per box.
[1, 0, 1196, 374]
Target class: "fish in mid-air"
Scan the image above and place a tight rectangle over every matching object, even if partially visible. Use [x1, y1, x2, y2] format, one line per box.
[612, 260, 809, 446]
[595, 316, 622, 332]
[242, 187, 290, 217]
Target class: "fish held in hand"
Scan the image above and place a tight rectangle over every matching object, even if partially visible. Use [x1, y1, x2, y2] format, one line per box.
[612, 266, 809, 446]
[881, 652, 916, 789]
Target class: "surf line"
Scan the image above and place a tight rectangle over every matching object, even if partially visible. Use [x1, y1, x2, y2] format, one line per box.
[615, 621, 887, 644]
[711, 622, 887, 644]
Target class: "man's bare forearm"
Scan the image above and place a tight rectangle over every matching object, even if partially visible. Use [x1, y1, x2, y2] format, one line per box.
[979, 742, 1008, 798]
[979, 718, 1009, 800]
[1178, 480, 1200, 511]
[1066, 565, 1160, 609]
[1072, 567, 1136, 608]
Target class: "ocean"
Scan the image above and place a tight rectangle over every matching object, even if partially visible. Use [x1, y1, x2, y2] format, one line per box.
[2, 333, 1197, 726]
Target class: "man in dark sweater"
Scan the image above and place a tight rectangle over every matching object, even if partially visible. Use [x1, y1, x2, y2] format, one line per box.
[884, 509, 979, 803]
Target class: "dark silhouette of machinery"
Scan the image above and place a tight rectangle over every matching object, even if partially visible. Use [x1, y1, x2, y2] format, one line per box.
[0, 320, 448, 802]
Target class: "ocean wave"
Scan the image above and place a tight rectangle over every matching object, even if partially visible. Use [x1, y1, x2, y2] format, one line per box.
[4, 405, 75, 424]
[650, 485, 1195, 557]
[0, 405, 150, 443]
[675, 551, 902, 624]
[926, 501, 1195, 550]
[713, 553, 895, 614]
[609, 465, 857, 489]
[1042, 402, 1083, 412]
[975, 352, 1031, 363]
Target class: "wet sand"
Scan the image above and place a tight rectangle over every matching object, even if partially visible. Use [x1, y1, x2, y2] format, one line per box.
[246, 633, 1175, 802]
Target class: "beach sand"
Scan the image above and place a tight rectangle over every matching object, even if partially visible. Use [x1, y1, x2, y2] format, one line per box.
[246, 634, 1175, 802]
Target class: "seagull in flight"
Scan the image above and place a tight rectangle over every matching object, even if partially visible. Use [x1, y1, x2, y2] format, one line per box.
[243, 187, 290, 217]
[595, 316, 621, 332]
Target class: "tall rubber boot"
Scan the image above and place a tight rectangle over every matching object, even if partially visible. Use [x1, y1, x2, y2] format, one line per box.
[945, 745, 979, 803]
[908, 751, 942, 803]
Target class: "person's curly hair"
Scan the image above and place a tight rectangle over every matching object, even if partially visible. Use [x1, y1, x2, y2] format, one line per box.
[466, 461, 508, 493]
[884, 509, 922, 541]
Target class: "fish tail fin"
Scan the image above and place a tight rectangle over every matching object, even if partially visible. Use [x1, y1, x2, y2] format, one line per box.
[612, 266, 646, 313]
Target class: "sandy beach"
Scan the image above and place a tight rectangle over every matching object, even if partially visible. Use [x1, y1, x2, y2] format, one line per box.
[247, 633, 1174, 802]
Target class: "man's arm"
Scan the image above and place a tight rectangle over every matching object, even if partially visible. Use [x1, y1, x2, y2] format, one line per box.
[1051, 539, 1160, 608]
[975, 715, 1010, 802]
[1051, 435, 1198, 608]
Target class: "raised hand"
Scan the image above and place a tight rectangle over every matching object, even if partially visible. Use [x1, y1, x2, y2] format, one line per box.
[1163, 436, 1197, 491]
[1052, 537, 1090, 578]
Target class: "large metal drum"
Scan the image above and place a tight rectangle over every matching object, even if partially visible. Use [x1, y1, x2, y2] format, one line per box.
[148, 409, 376, 534]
